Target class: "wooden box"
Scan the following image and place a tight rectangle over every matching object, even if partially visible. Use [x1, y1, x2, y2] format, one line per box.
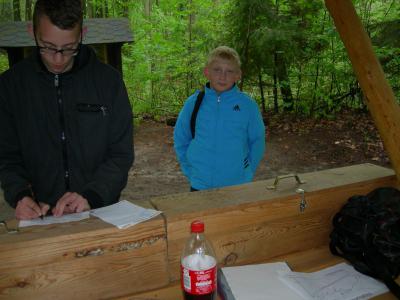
[0, 201, 169, 300]
[151, 163, 397, 282]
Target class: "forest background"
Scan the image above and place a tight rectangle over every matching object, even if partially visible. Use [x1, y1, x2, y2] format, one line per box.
[0, 0, 399, 201]
[0, 0, 399, 120]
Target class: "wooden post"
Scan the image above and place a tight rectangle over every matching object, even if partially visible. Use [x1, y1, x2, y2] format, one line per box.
[325, 0, 400, 182]
[106, 42, 123, 75]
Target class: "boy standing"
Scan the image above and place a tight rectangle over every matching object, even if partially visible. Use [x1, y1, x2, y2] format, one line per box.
[174, 46, 265, 191]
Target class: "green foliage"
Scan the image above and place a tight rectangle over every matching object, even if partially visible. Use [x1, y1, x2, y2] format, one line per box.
[0, 0, 399, 118]
[0, 52, 8, 74]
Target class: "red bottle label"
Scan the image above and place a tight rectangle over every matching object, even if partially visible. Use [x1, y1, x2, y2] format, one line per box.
[181, 264, 217, 295]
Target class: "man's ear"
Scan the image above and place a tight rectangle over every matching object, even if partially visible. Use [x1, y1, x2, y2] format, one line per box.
[27, 22, 34, 39]
[82, 26, 88, 39]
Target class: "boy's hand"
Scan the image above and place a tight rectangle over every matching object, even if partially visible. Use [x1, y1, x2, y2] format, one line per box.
[15, 197, 41, 220]
[15, 197, 51, 220]
[52, 192, 90, 217]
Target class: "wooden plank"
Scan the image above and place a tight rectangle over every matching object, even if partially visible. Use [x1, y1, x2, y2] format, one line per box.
[151, 164, 397, 282]
[0, 200, 169, 300]
[325, 0, 400, 182]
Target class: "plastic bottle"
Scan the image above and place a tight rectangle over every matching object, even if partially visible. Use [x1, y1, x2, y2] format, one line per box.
[181, 220, 217, 300]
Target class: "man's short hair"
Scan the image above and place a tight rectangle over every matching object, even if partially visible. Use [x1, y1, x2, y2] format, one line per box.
[207, 46, 241, 69]
[33, 0, 83, 33]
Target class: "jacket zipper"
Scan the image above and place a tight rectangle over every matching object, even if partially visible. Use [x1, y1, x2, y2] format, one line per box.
[55, 74, 70, 190]
[212, 95, 221, 186]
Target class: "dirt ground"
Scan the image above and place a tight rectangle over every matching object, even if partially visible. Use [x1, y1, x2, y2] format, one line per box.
[0, 110, 391, 218]
[121, 111, 391, 202]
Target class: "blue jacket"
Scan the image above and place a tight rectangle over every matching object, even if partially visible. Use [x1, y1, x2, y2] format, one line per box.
[174, 84, 265, 190]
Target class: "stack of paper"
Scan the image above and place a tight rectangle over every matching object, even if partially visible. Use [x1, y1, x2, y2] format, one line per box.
[19, 200, 161, 229]
[19, 211, 90, 228]
[90, 200, 162, 229]
[218, 262, 301, 300]
[218, 262, 388, 300]
[279, 262, 388, 300]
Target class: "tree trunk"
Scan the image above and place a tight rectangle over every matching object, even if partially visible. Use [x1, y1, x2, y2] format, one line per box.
[143, 0, 155, 103]
[25, 0, 33, 20]
[144, 0, 151, 16]
[275, 51, 293, 111]
[87, 0, 94, 18]
[240, 5, 253, 91]
[273, 52, 279, 113]
[82, 0, 87, 17]
[104, 0, 109, 17]
[310, 56, 320, 116]
[310, 10, 327, 116]
[295, 64, 303, 113]
[258, 72, 266, 114]
[13, 0, 21, 21]
[186, 0, 194, 96]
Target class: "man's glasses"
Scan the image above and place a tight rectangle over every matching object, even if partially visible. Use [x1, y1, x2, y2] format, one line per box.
[37, 45, 80, 57]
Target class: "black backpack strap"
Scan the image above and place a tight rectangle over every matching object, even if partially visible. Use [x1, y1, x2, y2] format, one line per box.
[190, 90, 205, 138]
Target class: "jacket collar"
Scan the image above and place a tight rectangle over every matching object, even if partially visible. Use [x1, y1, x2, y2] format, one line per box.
[204, 82, 239, 99]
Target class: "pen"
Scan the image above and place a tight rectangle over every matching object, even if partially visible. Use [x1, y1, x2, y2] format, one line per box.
[29, 184, 43, 220]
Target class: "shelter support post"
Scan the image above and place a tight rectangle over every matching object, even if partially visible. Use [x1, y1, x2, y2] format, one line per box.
[325, 0, 400, 183]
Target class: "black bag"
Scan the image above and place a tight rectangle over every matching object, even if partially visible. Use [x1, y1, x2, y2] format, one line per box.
[330, 187, 400, 298]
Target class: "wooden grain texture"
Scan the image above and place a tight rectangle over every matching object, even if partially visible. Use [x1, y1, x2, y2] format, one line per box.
[0, 200, 169, 300]
[151, 164, 397, 282]
[125, 246, 398, 300]
[325, 0, 400, 182]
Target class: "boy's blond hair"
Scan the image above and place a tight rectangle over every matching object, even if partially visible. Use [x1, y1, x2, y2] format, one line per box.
[207, 46, 241, 69]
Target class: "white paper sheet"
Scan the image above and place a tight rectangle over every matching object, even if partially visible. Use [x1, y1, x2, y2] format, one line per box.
[279, 262, 388, 300]
[19, 211, 90, 227]
[221, 262, 302, 300]
[90, 200, 162, 229]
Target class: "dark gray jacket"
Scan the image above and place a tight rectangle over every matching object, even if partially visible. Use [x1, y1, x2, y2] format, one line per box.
[0, 45, 134, 209]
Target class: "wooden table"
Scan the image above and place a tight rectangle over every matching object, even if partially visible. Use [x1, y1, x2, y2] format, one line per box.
[125, 246, 398, 300]
[1, 164, 398, 299]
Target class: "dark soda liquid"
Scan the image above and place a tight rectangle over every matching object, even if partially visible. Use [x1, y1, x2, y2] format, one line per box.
[183, 290, 216, 300]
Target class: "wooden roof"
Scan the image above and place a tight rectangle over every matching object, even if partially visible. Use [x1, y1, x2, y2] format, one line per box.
[0, 17, 133, 48]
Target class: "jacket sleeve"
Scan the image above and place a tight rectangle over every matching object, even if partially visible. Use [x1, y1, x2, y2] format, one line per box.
[247, 102, 266, 175]
[81, 75, 134, 209]
[0, 75, 33, 208]
[173, 96, 195, 178]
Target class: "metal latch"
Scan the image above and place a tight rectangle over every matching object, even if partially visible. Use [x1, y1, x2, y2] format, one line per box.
[0, 220, 19, 234]
[296, 188, 307, 212]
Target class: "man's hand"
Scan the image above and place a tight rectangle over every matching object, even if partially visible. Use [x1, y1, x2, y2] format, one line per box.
[52, 192, 91, 217]
[15, 197, 50, 220]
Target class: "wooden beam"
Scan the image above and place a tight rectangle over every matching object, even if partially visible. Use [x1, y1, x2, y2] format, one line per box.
[325, 0, 400, 182]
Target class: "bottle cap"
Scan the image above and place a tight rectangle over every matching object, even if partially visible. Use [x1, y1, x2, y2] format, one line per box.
[191, 220, 204, 233]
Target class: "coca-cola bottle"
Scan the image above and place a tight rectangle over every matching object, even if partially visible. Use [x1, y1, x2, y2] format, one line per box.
[181, 220, 217, 300]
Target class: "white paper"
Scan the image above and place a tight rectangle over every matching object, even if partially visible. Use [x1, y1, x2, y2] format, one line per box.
[279, 262, 388, 300]
[221, 262, 302, 300]
[19, 211, 90, 227]
[90, 200, 161, 229]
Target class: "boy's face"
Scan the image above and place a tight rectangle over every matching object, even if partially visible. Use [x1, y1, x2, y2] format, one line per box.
[34, 15, 81, 74]
[204, 58, 241, 94]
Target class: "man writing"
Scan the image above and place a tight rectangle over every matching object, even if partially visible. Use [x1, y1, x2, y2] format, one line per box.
[0, 0, 134, 220]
